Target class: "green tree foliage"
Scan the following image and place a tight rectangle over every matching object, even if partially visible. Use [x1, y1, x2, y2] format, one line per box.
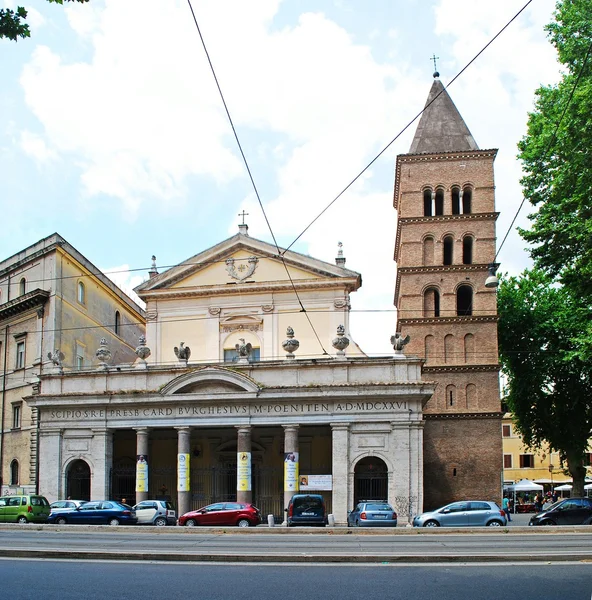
[0, 0, 89, 41]
[497, 270, 592, 497]
[517, 0, 592, 308]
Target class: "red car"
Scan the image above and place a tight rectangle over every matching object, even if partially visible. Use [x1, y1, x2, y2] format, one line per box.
[179, 502, 261, 527]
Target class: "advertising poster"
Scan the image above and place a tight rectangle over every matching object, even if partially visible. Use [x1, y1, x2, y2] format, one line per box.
[177, 453, 190, 491]
[299, 474, 333, 491]
[284, 451, 299, 491]
[135, 454, 148, 493]
[237, 452, 251, 491]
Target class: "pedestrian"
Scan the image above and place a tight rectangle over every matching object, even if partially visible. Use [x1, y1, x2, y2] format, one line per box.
[502, 495, 512, 522]
[121, 497, 127, 505]
[534, 493, 543, 513]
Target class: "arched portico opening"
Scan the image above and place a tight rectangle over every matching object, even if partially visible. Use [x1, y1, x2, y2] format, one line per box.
[353, 456, 388, 505]
[66, 459, 91, 501]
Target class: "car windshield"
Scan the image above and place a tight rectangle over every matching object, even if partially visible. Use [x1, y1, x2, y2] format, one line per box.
[366, 504, 392, 511]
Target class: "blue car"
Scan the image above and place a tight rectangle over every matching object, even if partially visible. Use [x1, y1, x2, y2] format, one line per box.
[47, 500, 137, 526]
[348, 501, 398, 527]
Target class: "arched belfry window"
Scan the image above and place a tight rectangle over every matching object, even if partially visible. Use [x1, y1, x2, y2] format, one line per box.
[114, 311, 121, 335]
[443, 235, 454, 265]
[462, 235, 473, 264]
[456, 285, 473, 316]
[435, 188, 444, 215]
[451, 187, 461, 215]
[423, 288, 440, 318]
[19, 278, 26, 296]
[462, 186, 472, 214]
[77, 281, 85, 305]
[423, 236, 435, 266]
[423, 189, 433, 217]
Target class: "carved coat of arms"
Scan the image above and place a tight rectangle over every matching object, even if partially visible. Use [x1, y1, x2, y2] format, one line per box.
[225, 256, 258, 282]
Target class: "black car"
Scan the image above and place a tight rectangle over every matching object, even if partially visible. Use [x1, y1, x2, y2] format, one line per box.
[529, 497, 592, 526]
[285, 494, 327, 527]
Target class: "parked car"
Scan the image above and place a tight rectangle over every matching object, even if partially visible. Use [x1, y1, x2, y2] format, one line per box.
[529, 497, 592, 526]
[134, 500, 176, 526]
[49, 500, 87, 514]
[286, 494, 327, 527]
[179, 502, 261, 527]
[412, 500, 507, 527]
[0, 494, 50, 524]
[347, 501, 398, 527]
[47, 500, 137, 526]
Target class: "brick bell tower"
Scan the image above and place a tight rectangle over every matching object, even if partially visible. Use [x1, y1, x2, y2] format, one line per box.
[393, 74, 502, 510]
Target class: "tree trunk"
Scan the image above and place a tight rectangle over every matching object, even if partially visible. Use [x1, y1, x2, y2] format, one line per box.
[567, 455, 587, 497]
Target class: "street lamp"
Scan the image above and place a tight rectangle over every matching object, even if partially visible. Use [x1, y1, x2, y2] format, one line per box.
[485, 263, 499, 288]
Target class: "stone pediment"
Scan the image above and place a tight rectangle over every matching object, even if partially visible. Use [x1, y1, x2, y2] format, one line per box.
[135, 233, 361, 298]
[160, 366, 261, 396]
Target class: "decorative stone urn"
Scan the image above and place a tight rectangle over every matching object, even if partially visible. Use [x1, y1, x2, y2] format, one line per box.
[332, 324, 350, 358]
[96, 338, 112, 370]
[282, 326, 300, 360]
[135, 335, 151, 368]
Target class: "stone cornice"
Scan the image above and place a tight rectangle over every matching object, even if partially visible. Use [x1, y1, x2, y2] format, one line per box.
[397, 263, 492, 275]
[424, 411, 503, 421]
[393, 149, 498, 211]
[422, 364, 500, 374]
[398, 315, 498, 325]
[0, 288, 50, 320]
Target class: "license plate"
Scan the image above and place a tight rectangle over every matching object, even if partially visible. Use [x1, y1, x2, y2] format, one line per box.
[372, 514, 387, 519]
[302, 512, 314, 516]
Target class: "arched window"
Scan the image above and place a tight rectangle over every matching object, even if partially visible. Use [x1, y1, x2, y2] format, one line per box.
[451, 187, 461, 214]
[462, 235, 473, 264]
[114, 311, 121, 335]
[462, 186, 472, 214]
[443, 235, 454, 265]
[19, 278, 26, 296]
[446, 385, 456, 408]
[423, 288, 440, 318]
[424, 335, 435, 363]
[77, 281, 85, 305]
[444, 334, 455, 363]
[10, 459, 19, 485]
[423, 236, 434, 266]
[434, 188, 444, 215]
[457, 285, 473, 316]
[464, 333, 475, 363]
[423, 189, 433, 217]
[466, 384, 477, 409]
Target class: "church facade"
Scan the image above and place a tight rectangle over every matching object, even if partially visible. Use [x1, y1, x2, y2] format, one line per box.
[29, 225, 434, 524]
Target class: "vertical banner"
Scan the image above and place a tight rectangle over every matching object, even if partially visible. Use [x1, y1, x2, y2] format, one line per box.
[284, 452, 299, 491]
[237, 452, 251, 491]
[177, 453, 190, 492]
[135, 454, 148, 493]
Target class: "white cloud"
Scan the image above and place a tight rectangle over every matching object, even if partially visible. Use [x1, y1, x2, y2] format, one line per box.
[20, 129, 56, 162]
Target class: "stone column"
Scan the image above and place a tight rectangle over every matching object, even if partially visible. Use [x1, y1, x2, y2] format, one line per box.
[135, 428, 149, 503]
[176, 427, 191, 518]
[91, 428, 113, 500]
[38, 428, 63, 501]
[283, 425, 299, 511]
[331, 423, 350, 525]
[236, 426, 252, 504]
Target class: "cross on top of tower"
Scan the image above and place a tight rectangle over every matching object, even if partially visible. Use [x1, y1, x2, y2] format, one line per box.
[431, 54, 440, 78]
[238, 210, 249, 225]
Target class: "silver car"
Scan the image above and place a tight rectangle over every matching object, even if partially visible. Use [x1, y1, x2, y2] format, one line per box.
[347, 501, 398, 527]
[133, 500, 176, 526]
[413, 500, 507, 527]
[49, 500, 87, 515]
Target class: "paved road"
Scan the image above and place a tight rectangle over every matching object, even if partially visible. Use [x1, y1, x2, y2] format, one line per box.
[1, 560, 591, 600]
[1, 525, 592, 563]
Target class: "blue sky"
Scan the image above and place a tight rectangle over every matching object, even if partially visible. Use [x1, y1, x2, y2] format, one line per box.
[0, 0, 560, 353]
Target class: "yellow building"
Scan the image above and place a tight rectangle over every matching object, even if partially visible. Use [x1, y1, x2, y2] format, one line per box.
[502, 412, 591, 487]
[0, 233, 145, 496]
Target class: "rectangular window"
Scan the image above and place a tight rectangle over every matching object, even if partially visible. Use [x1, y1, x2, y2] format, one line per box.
[12, 404, 21, 429]
[519, 454, 534, 468]
[502, 424, 511, 437]
[503, 454, 513, 469]
[77, 355, 84, 370]
[15, 341, 25, 369]
[76, 342, 85, 370]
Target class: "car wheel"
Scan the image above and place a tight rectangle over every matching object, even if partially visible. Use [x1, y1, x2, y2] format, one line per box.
[487, 520, 503, 527]
[185, 519, 197, 527]
[17, 516, 28, 524]
[424, 520, 439, 527]
[109, 518, 120, 526]
[237, 518, 251, 528]
[542, 519, 556, 526]
[154, 517, 167, 527]
[56, 517, 67, 525]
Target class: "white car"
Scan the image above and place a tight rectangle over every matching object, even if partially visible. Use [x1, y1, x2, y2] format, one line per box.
[133, 500, 176, 526]
[49, 500, 87, 514]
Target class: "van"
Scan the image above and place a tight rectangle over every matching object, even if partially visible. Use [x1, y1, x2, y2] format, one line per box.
[286, 494, 327, 527]
[0, 495, 51, 524]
